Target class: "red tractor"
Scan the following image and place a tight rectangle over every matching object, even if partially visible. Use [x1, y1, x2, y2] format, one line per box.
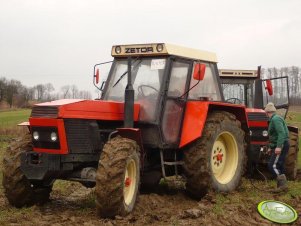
[219, 68, 299, 179]
[2, 43, 298, 218]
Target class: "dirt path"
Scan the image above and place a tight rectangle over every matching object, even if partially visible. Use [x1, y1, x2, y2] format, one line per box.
[1, 177, 301, 226]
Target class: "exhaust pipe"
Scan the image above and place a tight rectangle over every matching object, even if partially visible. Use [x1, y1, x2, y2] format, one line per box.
[124, 57, 134, 128]
[254, 66, 264, 109]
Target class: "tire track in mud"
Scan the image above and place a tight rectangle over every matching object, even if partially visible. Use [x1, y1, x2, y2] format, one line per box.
[1, 177, 301, 225]
[1, 186, 301, 225]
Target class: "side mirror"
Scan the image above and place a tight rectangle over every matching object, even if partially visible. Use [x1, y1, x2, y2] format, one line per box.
[95, 68, 100, 84]
[193, 63, 206, 81]
[265, 80, 273, 96]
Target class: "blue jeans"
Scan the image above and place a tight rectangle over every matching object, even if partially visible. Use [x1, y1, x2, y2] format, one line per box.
[268, 140, 289, 177]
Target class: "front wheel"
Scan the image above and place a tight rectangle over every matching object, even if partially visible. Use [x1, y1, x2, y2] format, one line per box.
[95, 136, 140, 218]
[2, 134, 52, 208]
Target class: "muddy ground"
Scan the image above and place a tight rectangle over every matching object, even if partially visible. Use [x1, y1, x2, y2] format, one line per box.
[1, 174, 301, 226]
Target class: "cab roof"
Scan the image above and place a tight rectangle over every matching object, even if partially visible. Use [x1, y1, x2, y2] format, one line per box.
[219, 69, 258, 78]
[111, 43, 218, 63]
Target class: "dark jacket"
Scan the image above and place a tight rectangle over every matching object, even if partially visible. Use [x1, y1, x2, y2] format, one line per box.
[268, 113, 289, 149]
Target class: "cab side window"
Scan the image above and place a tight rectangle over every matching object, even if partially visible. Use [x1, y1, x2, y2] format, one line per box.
[167, 61, 189, 97]
[188, 63, 222, 101]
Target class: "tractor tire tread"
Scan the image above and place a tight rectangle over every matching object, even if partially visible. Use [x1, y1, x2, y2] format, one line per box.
[95, 136, 140, 218]
[2, 133, 51, 208]
[183, 111, 246, 199]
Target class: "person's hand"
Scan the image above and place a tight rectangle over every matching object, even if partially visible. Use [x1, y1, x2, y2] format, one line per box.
[275, 147, 282, 155]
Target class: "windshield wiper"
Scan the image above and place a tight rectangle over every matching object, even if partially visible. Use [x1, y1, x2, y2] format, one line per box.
[113, 58, 141, 87]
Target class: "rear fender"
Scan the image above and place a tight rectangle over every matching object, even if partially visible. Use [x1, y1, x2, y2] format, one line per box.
[208, 103, 249, 130]
[179, 101, 248, 148]
[288, 125, 299, 134]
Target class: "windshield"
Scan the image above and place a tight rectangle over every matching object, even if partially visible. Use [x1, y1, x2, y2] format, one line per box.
[104, 58, 166, 121]
[221, 81, 254, 107]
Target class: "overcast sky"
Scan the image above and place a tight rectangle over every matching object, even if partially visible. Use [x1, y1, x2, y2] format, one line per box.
[0, 0, 300, 96]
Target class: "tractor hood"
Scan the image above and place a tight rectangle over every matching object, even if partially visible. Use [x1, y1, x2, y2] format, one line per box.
[30, 99, 140, 121]
[245, 108, 269, 127]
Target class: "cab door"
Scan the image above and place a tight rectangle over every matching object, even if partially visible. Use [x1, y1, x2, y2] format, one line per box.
[161, 59, 191, 145]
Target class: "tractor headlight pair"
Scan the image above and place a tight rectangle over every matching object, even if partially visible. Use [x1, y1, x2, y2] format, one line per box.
[32, 131, 58, 142]
[249, 130, 268, 137]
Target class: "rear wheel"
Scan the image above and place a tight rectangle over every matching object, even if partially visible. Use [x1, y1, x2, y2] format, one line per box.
[183, 111, 246, 198]
[95, 136, 140, 218]
[2, 134, 52, 208]
[285, 131, 299, 180]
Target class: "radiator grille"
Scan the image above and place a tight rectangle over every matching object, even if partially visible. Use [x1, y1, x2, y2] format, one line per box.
[247, 112, 269, 121]
[64, 119, 101, 154]
[31, 106, 58, 118]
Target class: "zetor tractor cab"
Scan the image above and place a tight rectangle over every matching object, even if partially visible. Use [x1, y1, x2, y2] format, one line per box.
[219, 68, 299, 179]
[1, 43, 293, 218]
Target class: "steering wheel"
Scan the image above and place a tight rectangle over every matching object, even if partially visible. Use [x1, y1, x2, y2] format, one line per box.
[226, 98, 243, 104]
[138, 85, 159, 97]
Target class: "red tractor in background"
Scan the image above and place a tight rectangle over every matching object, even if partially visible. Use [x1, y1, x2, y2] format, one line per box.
[2, 43, 299, 218]
[219, 68, 299, 179]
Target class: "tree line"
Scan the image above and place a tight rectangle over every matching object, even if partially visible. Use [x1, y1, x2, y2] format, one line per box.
[0, 77, 92, 108]
[1, 66, 300, 109]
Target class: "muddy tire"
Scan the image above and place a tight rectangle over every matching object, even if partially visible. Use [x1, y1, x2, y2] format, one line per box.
[95, 136, 140, 218]
[2, 133, 52, 208]
[183, 111, 246, 198]
[285, 131, 299, 180]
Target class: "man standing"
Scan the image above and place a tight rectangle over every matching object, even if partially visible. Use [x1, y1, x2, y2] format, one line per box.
[265, 102, 290, 192]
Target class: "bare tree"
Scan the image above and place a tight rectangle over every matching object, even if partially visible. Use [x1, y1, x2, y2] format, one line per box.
[0, 77, 7, 101]
[45, 83, 55, 101]
[35, 84, 46, 101]
[61, 85, 71, 99]
[6, 79, 22, 108]
[78, 90, 92, 99]
[71, 85, 79, 99]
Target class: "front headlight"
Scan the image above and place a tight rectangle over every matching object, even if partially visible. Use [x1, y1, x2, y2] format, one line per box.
[115, 46, 121, 54]
[33, 131, 39, 140]
[262, 130, 268, 137]
[50, 132, 58, 142]
[156, 44, 164, 52]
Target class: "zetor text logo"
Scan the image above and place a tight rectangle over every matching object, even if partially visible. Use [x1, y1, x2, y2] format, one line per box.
[257, 200, 298, 224]
[125, 47, 154, 54]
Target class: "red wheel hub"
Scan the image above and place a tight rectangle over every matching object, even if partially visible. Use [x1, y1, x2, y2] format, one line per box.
[216, 153, 223, 162]
[125, 177, 132, 187]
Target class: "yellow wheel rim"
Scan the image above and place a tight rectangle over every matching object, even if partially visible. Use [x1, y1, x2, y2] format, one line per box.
[211, 132, 238, 184]
[124, 159, 137, 205]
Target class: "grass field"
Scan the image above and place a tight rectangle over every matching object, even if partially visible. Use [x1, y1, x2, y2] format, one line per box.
[0, 109, 31, 127]
[0, 109, 31, 139]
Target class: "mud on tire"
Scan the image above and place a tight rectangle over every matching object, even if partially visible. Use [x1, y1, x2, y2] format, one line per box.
[183, 111, 246, 198]
[2, 133, 52, 208]
[95, 136, 140, 218]
[285, 131, 299, 180]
